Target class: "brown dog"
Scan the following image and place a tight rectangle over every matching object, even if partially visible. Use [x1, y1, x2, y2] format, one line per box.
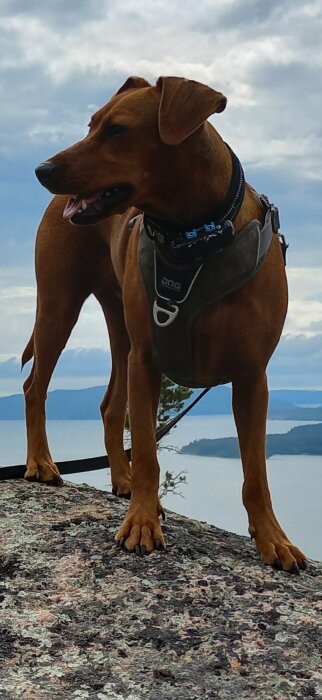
[26, 76, 306, 572]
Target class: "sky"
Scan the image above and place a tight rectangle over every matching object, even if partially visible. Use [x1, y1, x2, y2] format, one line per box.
[0, 0, 322, 395]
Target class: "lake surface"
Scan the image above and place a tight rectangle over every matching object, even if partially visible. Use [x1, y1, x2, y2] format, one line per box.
[1, 416, 321, 561]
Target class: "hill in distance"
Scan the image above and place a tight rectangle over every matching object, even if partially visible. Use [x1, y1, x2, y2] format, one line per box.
[0, 385, 322, 420]
[181, 422, 322, 458]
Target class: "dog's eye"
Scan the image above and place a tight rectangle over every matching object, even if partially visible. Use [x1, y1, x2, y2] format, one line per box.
[103, 124, 126, 138]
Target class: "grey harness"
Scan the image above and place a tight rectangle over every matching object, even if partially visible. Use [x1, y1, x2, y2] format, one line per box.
[138, 194, 285, 387]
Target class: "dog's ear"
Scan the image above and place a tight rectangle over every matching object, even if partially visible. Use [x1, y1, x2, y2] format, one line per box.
[157, 77, 227, 146]
[116, 76, 151, 95]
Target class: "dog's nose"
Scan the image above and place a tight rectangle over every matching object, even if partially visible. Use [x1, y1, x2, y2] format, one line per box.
[35, 160, 56, 184]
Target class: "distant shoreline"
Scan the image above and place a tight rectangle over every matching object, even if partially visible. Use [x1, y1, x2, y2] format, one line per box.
[181, 422, 322, 458]
[1, 385, 322, 421]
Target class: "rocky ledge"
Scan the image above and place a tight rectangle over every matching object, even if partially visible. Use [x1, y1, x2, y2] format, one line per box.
[0, 479, 321, 700]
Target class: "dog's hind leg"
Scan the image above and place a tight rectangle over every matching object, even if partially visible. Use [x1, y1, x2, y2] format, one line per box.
[95, 287, 131, 498]
[22, 199, 100, 484]
[232, 374, 307, 573]
[23, 290, 89, 484]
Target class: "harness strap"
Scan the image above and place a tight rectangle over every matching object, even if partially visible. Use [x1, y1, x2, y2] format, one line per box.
[152, 194, 279, 327]
[144, 146, 245, 264]
[138, 193, 285, 386]
[252, 190, 288, 264]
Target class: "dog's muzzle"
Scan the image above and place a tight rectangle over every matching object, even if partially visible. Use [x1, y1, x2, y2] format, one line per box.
[35, 161, 56, 185]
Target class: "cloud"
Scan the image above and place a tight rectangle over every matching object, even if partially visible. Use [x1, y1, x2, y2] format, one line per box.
[0, 348, 111, 379]
[269, 333, 322, 389]
[271, 333, 322, 370]
[0, 347, 112, 397]
[0, 279, 36, 359]
[0, 270, 111, 360]
[0, 0, 321, 382]
[285, 268, 322, 335]
[2, 0, 322, 176]
[1, 331, 321, 396]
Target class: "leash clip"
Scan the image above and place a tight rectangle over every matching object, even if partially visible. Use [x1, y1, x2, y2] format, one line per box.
[153, 298, 179, 327]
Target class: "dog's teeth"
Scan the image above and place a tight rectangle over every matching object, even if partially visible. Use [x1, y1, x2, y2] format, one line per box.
[81, 201, 87, 210]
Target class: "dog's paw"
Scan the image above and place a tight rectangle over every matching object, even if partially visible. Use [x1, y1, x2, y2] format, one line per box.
[250, 524, 307, 573]
[24, 458, 63, 486]
[110, 462, 132, 499]
[115, 505, 165, 554]
[112, 477, 131, 500]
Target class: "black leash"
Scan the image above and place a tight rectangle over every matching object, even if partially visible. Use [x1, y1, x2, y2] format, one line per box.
[0, 387, 211, 481]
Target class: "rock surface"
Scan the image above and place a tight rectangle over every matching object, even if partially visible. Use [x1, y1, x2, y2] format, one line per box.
[0, 479, 321, 700]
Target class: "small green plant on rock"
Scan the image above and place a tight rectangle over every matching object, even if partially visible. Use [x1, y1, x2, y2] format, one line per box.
[159, 469, 187, 498]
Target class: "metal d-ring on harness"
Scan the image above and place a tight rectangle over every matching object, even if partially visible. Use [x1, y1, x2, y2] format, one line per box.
[150, 218, 236, 327]
[143, 147, 286, 330]
[144, 145, 248, 328]
[152, 255, 202, 327]
[138, 148, 288, 387]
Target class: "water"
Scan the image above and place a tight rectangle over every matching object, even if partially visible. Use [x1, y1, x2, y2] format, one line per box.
[0, 416, 321, 561]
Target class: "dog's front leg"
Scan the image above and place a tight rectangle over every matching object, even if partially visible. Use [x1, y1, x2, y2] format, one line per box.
[232, 374, 307, 573]
[115, 348, 165, 554]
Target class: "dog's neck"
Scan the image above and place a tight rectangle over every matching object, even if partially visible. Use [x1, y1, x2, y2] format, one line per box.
[143, 124, 250, 233]
[138, 123, 246, 229]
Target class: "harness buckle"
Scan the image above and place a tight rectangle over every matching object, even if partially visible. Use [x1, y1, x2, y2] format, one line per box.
[220, 219, 235, 243]
[271, 205, 280, 232]
[259, 195, 280, 233]
[153, 298, 179, 327]
[278, 233, 289, 265]
[128, 215, 141, 231]
[204, 219, 235, 250]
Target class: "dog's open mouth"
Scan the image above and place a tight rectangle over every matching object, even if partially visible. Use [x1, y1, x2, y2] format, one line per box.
[63, 185, 133, 225]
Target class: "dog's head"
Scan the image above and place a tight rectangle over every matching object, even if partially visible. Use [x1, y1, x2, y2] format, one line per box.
[35, 76, 227, 225]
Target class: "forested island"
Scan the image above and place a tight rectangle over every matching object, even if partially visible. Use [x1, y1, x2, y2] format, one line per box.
[181, 422, 322, 458]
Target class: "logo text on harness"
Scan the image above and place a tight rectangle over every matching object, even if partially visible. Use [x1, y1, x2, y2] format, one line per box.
[161, 277, 182, 291]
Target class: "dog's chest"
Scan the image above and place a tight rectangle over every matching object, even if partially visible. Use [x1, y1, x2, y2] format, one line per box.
[138, 219, 271, 388]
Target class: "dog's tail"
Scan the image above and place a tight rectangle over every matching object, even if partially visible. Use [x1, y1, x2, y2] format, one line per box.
[21, 332, 34, 370]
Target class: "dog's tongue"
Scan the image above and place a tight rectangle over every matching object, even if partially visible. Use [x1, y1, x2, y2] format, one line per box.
[63, 194, 100, 219]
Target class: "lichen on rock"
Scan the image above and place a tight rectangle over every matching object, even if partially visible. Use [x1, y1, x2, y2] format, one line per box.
[0, 479, 321, 699]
